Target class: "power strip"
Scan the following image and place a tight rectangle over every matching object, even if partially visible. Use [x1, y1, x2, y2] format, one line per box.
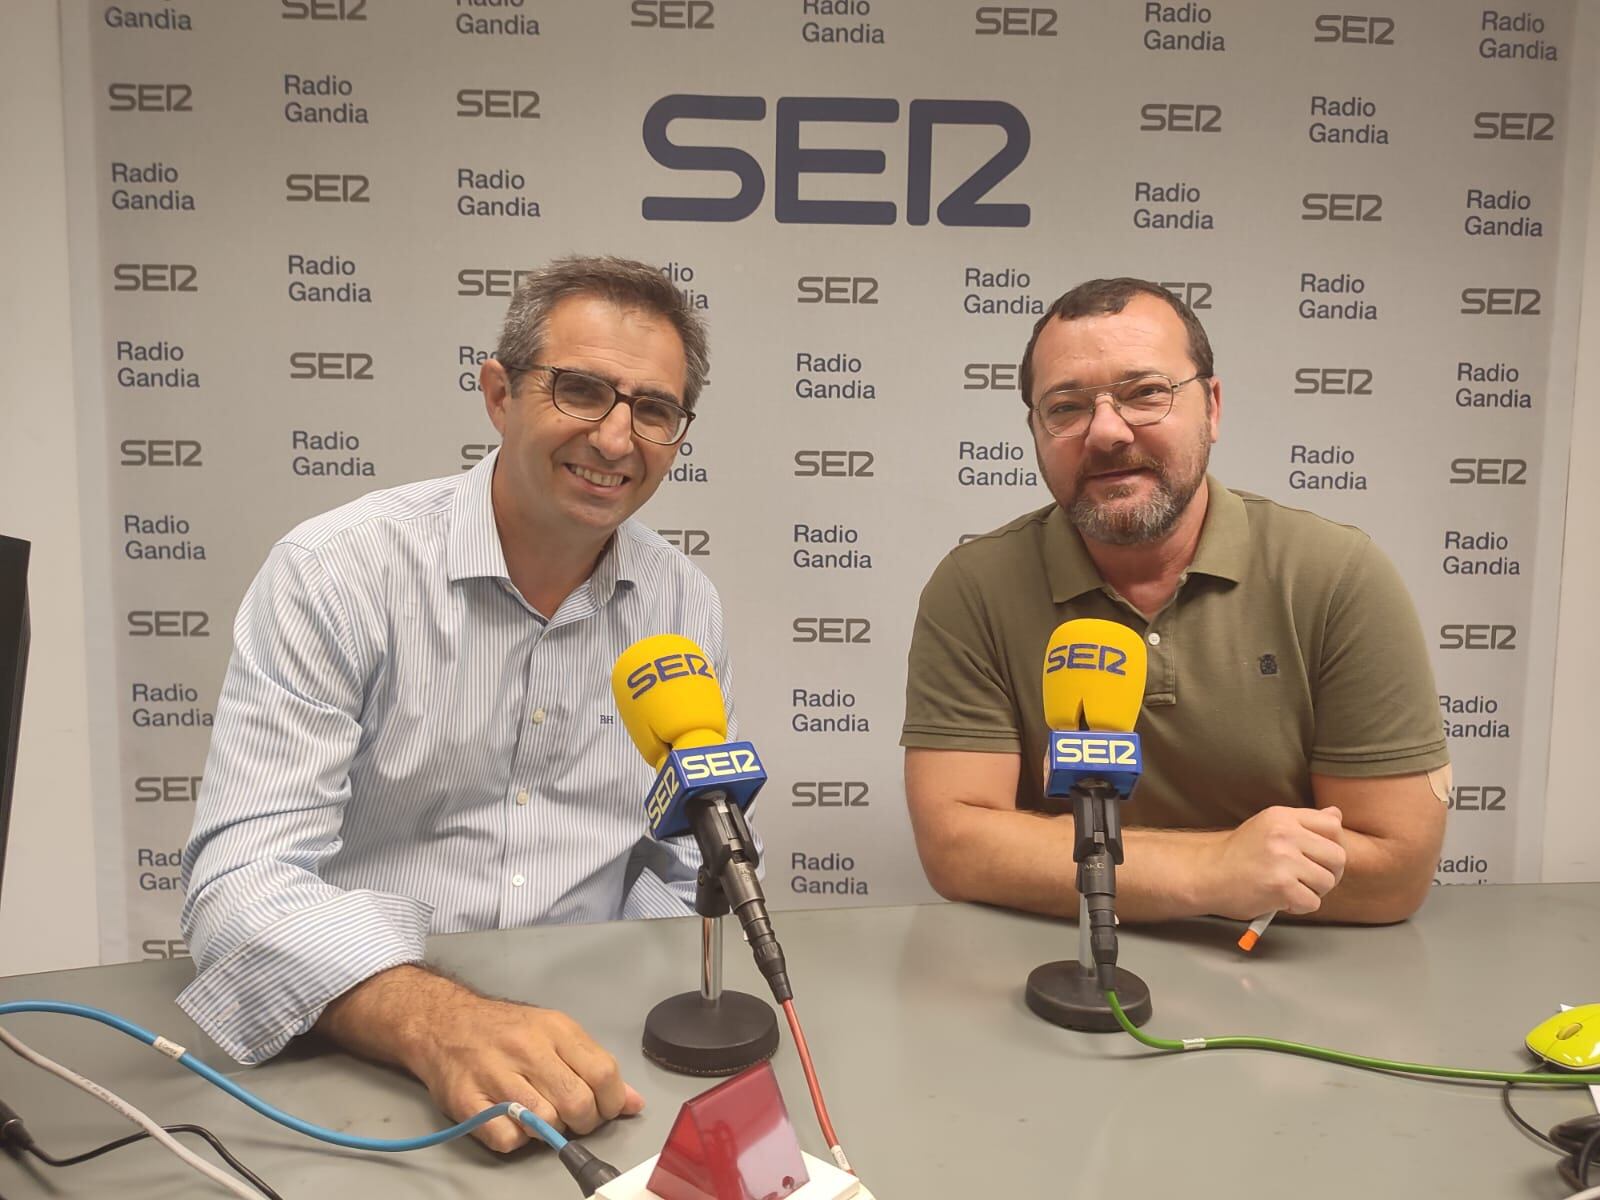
[595, 1151, 875, 1200]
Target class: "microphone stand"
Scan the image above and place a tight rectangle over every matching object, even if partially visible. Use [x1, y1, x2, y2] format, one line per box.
[642, 799, 780, 1075]
[1025, 779, 1153, 1031]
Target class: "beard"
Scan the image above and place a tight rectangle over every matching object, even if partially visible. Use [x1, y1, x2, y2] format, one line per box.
[1059, 426, 1211, 546]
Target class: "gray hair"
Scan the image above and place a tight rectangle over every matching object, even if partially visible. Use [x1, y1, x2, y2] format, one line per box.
[494, 254, 711, 409]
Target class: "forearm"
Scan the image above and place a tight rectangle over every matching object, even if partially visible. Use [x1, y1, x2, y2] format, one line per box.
[1295, 825, 1434, 923]
[919, 801, 1225, 922]
[315, 963, 469, 1074]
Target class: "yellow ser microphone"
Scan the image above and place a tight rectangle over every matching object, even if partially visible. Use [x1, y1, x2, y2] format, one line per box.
[610, 635, 791, 1004]
[1041, 617, 1148, 733]
[611, 634, 729, 770]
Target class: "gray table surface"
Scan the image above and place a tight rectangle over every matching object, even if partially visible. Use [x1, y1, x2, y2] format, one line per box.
[0, 884, 1596, 1198]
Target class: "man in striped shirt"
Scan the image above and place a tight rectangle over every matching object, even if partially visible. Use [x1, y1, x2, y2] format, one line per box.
[180, 257, 731, 1152]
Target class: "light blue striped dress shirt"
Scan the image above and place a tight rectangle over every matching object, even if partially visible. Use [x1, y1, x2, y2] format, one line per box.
[178, 449, 736, 1064]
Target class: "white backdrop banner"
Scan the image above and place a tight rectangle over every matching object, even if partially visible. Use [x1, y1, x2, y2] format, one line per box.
[57, 0, 1589, 963]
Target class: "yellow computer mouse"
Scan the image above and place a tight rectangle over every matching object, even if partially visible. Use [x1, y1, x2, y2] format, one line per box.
[1525, 1004, 1600, 1070]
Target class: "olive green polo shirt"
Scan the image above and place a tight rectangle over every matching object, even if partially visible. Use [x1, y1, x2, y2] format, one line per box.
[901, 479, 1449, 828]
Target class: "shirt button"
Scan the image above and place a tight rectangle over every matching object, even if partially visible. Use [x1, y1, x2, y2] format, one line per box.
[531, 708, 546, 725]
[1148, 632, 1162, 646]
[516, 789, 529, 806]
[512, 873, 526, 887]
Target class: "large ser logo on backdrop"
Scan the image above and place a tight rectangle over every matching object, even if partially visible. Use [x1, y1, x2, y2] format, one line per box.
[642, 95, 1030, 226]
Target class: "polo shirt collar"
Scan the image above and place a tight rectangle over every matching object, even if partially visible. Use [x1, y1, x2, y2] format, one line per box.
[1045, 474, 1248, 602]
[1186, 477, 1249, 584]
[446, 447, 640, 603]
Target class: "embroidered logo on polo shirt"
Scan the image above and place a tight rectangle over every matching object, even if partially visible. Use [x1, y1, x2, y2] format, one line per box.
[1259, 654, 1279, 676]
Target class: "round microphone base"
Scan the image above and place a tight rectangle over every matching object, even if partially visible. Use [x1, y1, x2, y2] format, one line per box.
[1025, 961, 1153, 1032]
[642, 990, 780, 1076]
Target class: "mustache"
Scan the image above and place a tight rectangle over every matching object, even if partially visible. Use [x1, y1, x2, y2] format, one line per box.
[1077, 453, 1163, 479]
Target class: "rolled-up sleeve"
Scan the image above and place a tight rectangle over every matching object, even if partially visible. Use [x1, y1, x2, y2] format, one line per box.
[178, 543, 432, 1064]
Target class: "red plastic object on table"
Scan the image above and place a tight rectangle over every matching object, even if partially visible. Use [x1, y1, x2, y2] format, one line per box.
[646, 1060, 810, 1200]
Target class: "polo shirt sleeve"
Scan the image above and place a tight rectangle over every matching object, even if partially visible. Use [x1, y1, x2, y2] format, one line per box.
[177, 542, 432, 1064]
[901, 550, 1022, 753]
[1308, 536, 1450, 777]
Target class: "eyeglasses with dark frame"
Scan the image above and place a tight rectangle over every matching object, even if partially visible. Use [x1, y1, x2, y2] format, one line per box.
[1033, 372, 1209, 440]
[504, 363, 696, 446]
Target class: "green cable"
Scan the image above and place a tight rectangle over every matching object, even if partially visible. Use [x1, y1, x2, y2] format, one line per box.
[1105, 990, 1600, 1086]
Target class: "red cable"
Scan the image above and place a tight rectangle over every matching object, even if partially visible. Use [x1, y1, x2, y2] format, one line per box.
[780, 998, 850, 1171]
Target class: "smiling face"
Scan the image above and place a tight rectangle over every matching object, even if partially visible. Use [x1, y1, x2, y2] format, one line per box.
[1026, 293, 1221, 547]
[484, 294, 686, 556]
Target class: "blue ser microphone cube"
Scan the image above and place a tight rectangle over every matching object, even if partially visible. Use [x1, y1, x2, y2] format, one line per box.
[1046, 731, 1143, 800]
[645, 742, 768, 840]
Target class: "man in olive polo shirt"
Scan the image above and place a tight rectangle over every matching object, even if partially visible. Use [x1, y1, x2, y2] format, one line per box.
[902, 278, 1449, 925]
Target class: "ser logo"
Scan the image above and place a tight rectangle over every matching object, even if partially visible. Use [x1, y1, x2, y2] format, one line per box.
[792, 617, 871, 644]
[108, 83, 192, 112]
[1301, 192, 1383, 221]
[1052, 735, 1138, 766]
[963, 363, 1019, 390]
[642, 95, 1030, 227]
[975, 6, 1058, 35]
[631, 0, 715, 28]
[1473, 111, 1555, 141]
[657, 528, 711, 556]
[1312, 14, 1395, 43]
[645, 768, 682, 826]
[681, 747, 761, 782]
[458, 268, 536, 297]
[1159, 281, 1212, 310]
[1447, 785, 1507, 811]
[134, 776, 203, 803]
[794, 450, 875, 477]
[113, 264, 198, 292]
[120, 439, 203, 467]
[797, 276, 878, 304]
[791, 781, 870, 807]
[624, 650, 715, 699]
[281, 0, 366, 16]
[1449, 457, 1527, 485]
[142, 939, 191, 960]
[128, 611, 211, 638]
[1043, 642, 1128, 676]
[455, 89, 541, 118]
[460, 443, 496, 470]
[1139, 103, 1222, 133]
[1439, 624, 1517, 650]
[286, 173, 370, 203]
[289, 351, 374, 381]
[1460, 288, 1541, 316]
[1294, 368, 1373, 395]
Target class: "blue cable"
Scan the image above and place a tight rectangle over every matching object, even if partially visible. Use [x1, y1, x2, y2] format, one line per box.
[0, 1000, 568, 1153]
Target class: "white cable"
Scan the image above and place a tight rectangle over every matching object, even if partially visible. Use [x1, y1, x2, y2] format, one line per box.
[0, 1023, 264, 1198]
[1564, 1187, 1600, 1200]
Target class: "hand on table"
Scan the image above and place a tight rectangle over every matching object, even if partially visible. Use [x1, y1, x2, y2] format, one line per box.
[410, 993, 645, 1152]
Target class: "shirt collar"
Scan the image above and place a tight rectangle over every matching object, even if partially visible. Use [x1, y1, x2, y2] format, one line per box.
[446, 447, 641, 603]
[1045, 474, 1248, 602]
[447, 447, 511, 583]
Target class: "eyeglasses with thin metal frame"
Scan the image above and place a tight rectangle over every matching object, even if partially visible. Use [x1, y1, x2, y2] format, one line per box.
[1033, 372, 1210, 439]
[504, 363, 696, 446]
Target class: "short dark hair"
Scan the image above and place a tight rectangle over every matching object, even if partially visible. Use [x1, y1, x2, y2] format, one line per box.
[1017, 277, 1214, 408]
[494, 254, 711, 409]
